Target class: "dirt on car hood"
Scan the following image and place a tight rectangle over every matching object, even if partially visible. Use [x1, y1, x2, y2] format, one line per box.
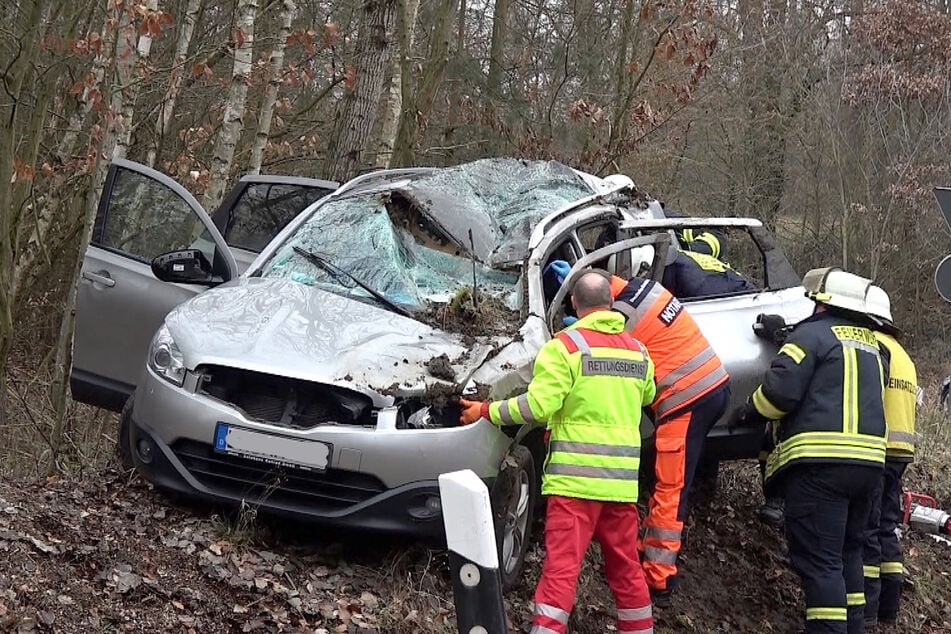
[164, 277, 518, 404]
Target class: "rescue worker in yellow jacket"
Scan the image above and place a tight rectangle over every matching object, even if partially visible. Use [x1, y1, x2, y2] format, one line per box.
[862, 285, 917, 627]
[732, 267, 887, 634]
[459, 272, 656, 634]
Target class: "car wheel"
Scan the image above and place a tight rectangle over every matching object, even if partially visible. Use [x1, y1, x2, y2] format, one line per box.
[491, 444, 537, 591]
[117, 396, 134, 470]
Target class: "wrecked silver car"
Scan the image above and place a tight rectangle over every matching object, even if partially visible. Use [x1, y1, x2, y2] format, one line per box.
[72, 158, 813, 587]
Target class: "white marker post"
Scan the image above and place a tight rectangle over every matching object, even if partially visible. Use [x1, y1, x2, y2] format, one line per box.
[438, 469, 508, 634]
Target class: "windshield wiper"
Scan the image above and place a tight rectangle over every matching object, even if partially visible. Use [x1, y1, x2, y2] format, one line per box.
[292, 246, 412, 318]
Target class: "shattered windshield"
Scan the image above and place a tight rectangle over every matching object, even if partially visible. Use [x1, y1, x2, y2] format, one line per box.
[259, 159, 596, 310]
[260, 195, 521, 309]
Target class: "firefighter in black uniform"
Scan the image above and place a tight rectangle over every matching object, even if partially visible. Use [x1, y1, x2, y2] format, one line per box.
[732, 266, 887, 634]
[661, 249, 757, 299]
[661, 204, 728, 260]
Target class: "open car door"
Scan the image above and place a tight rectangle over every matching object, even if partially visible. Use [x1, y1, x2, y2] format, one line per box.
[71, 159, 237, 411]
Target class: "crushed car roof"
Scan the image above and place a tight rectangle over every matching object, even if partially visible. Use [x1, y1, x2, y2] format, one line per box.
[369, 158, 597, 265]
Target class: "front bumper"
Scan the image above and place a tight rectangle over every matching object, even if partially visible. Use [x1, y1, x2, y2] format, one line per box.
[128, 415, 465, 537]
[129, 366, 512, 538]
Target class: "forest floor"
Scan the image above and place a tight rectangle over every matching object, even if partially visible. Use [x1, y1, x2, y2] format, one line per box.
[0, 449, 950, 634]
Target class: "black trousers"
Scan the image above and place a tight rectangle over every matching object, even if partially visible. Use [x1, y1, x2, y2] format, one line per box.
[678, 383, 730, 521]
[863, 460, 908, 622]
[783, 463, 881, 634]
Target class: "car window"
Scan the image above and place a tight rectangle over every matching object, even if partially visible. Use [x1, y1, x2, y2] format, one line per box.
[96, 166, 215, 265]
[577, 222, 616, 251]
[225, 183, 334, 252]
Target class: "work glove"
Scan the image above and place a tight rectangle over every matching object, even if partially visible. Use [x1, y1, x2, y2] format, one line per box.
[458, 398, 488, 425]
[562, 315, 578, 327]
[727, 403, 759, 432]
[544, 260, 572, 285]
[753, 313, 789, 346]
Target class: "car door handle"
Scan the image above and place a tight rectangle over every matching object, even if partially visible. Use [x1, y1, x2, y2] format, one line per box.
[82, 270, 116, 288]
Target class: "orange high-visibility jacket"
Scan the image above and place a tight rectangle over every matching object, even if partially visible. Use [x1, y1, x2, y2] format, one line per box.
[610, 275, 729, 419]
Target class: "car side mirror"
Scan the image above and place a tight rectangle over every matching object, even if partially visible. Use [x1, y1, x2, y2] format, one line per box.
[151, 249, 215, 285]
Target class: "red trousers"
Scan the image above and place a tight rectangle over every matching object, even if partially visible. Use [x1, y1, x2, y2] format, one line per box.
[531, 496, 653, 634]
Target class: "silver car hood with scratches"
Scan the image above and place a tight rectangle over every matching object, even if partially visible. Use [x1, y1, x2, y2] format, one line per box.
[165, 277, 506, 403]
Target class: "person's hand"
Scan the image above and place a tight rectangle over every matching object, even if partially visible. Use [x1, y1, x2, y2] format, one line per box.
[753, 313, 789, 346]
[727, 404, 755, 432]
[459, 398, 486, 425]
[544, 260, 572, 285]
[562, 315, 578, 327]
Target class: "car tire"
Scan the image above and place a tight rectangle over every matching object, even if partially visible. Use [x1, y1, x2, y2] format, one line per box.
[491, 444, 537, 591]
[117, 396, 134, 471]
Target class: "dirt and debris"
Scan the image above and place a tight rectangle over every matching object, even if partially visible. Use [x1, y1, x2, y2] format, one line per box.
[425, 354, 456, 382]
[420, 287, 520, 344]
[0, 460, 948, 633]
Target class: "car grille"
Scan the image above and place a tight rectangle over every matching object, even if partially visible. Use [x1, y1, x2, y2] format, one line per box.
[196, 365, 373, 429]
[172, 440, 386, 510]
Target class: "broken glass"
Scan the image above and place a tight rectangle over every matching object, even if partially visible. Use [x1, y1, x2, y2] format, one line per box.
[259, 158, 596, 310]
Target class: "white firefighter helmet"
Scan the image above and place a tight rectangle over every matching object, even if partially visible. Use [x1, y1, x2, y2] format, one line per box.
[630, 245, 655, 276]
[801, 266, 872, 315]
[865, 285, 894, 325]
[606, 244, 654, 278]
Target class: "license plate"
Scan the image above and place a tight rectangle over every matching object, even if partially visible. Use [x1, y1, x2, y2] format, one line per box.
[213, 423, 330, 472]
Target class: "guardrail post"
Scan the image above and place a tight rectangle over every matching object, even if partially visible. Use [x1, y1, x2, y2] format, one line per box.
[438, 469, 508, 634]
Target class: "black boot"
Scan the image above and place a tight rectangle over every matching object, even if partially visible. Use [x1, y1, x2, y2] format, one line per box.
[758, 496, 784, 527]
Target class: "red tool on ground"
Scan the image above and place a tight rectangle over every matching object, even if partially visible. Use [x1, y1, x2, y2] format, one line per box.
[902, 491, 951, 535]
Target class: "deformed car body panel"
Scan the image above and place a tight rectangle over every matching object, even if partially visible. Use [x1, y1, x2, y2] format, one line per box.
[167, 277, 500, 402]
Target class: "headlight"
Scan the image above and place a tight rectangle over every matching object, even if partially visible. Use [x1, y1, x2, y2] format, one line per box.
[148, 326, 186, 386]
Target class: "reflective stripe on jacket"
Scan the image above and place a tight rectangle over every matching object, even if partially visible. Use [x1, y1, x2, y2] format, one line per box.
[679, 228, 724, 259]
[487, 310, 656, 503]
[753, 312, 887, 483]
[611, 277, 729, 420]
[876, 332, 916, 461]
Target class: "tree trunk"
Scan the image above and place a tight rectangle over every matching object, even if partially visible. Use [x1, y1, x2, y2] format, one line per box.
[201, 0, 258, 210]
[445, 0, 466, 139]
[147, 0, 202, 168]
[0, 0, 53, 379]
[486, 0, 509, 97]
[390, 0, 455, 166]
[374, 0, 421, 168]
[248, 0, 296, 174]
[113, 0, 159, 159]
[743, 0, 787, 224]
[608, 0, 636, 151]
[48, 1, 126, 472]
[325, 0, 398, 182]
[14, 1, 106, 307]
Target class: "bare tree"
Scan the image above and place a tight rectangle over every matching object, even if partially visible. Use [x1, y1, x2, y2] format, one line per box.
[147, 0, 202, 168]
[114, 0, 160, 159]
[202, 0, 259, 210]
[390, 0, 455, 166]
[248, 0, 296, 174]
[375, 0, 421, 168]
[0, 0, 57, 375]
[49, 0, 128, 470]
[325, 0, 398, 181]
[486, 0, 509, 97]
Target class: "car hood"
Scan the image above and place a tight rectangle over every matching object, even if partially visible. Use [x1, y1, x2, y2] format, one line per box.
[165, 277, 506, 402]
